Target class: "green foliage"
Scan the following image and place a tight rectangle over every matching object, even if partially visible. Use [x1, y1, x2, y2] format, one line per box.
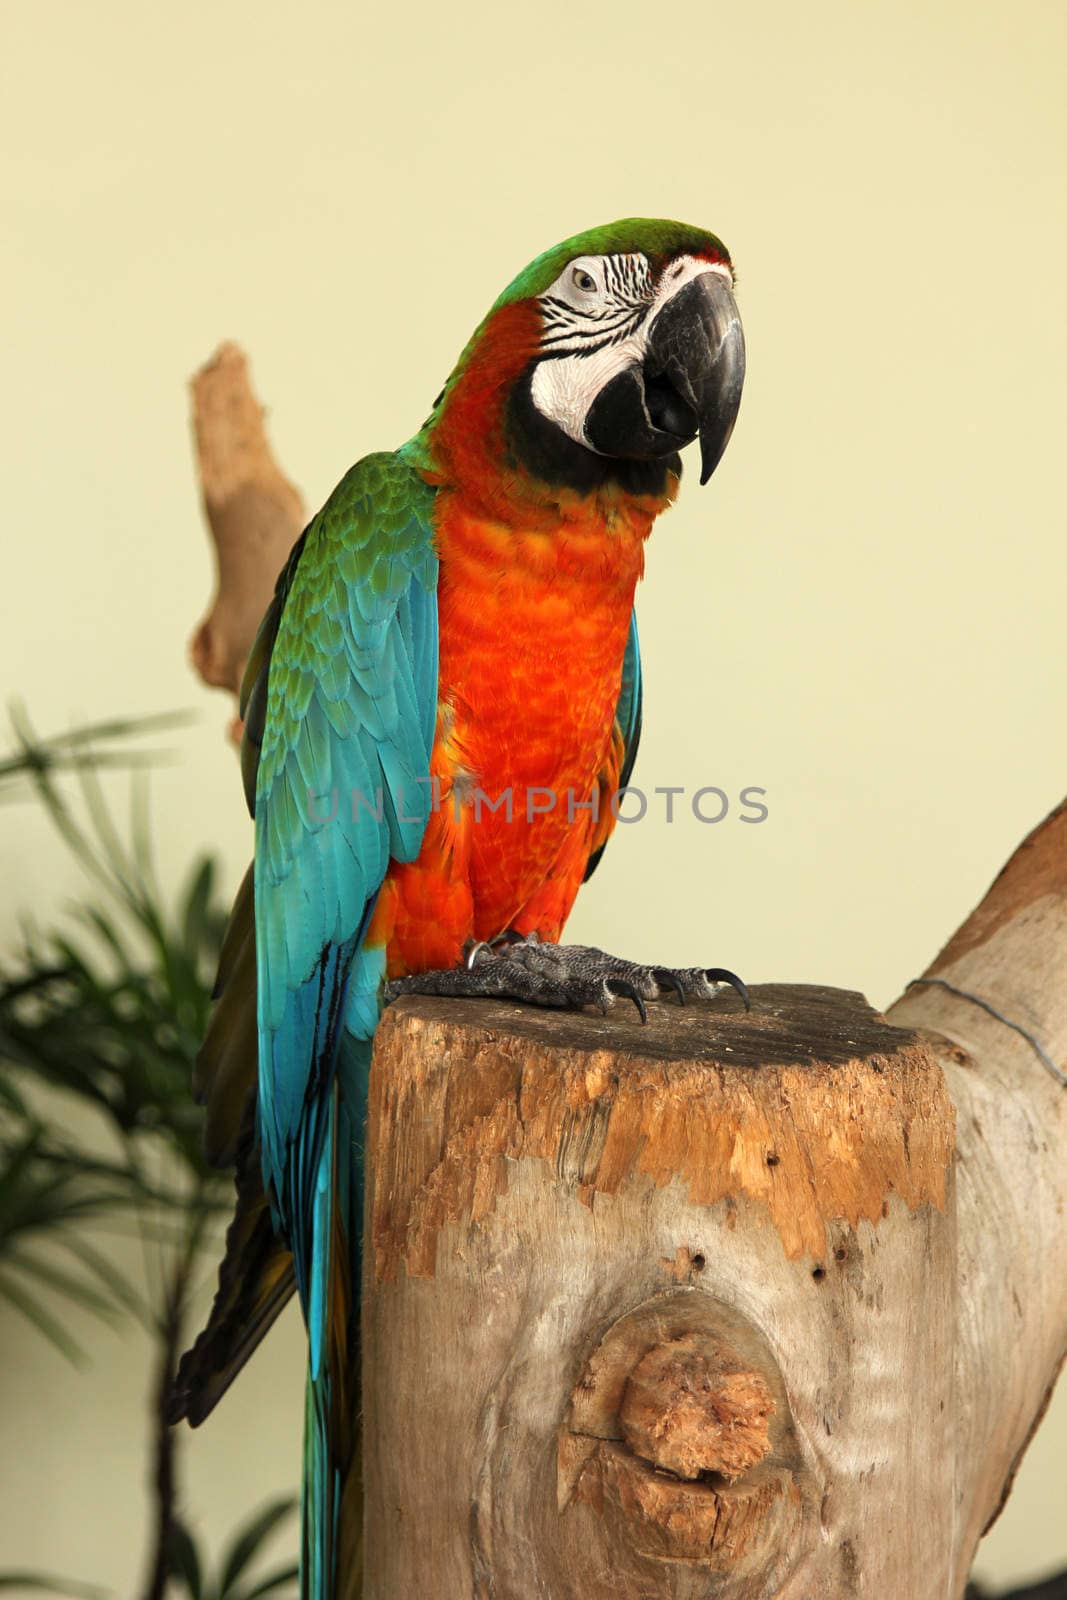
[0, 1578, 108, 1598]
[166, 1499, 298, 1600]
[0, 708, 229, 1357]
[0, 1100, 154, 1361]
[0, 706, 225, 1170]
[0, 711, 300, 1599]
[0, 710, 191, 788]
[0, 1495, 301, 1600]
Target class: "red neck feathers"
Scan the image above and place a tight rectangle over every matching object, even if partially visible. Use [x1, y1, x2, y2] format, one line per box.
[426, 302, 677, 530]
[428, 302, 542, 523]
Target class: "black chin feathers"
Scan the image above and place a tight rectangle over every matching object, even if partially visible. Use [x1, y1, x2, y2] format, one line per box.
[505, 367, 680, 498]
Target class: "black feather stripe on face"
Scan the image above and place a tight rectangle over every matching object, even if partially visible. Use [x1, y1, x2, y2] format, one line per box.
[537, 253, 655, 360]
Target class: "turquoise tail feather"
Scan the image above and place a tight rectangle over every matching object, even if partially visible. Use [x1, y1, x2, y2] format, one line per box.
[300, 1028, 374, 1599]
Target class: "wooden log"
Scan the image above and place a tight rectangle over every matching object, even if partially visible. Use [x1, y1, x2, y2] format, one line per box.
[181, 348, 1066, 1592]
[361, 801, 1067, 1598]
[887, 800, 1067, 1579]
[362, 986, 951, 1596]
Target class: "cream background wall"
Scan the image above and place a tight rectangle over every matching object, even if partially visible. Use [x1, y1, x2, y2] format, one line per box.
[1, 0, 1064, 1591]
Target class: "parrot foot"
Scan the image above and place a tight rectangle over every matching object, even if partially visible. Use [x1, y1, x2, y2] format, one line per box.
[384, 941, 749, 1023]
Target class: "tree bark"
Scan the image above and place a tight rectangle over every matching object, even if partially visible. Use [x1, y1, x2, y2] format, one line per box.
[361, 801, 1067, 1599]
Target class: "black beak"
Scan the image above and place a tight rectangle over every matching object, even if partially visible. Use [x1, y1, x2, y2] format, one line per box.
[648, 272, 745, 485]
[583, 271, 745, 486]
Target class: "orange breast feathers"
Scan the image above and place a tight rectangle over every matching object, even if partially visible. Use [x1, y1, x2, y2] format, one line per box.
[372, 490, 661, 977]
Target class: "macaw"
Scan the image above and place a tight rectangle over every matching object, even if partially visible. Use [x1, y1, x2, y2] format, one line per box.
[169, 218, 745, 1598]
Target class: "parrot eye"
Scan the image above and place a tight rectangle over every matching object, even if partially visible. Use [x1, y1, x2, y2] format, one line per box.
[571, 267, 598, 294]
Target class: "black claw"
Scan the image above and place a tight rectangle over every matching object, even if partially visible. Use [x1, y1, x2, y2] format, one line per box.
[652, 968, 687, 1006]
[705, 968, 751, 1011]
[607, 977, 648, 1024]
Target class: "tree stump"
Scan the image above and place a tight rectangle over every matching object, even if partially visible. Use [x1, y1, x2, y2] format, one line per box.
[184, 348, 1067, 1594]
[361, 802, 1067, 1598]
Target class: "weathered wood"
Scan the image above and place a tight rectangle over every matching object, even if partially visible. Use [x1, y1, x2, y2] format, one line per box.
[361, 802, 1067, 1598]
[616, 1333, 775, 1481]
[182, 350, 1066, 1592]
[888, 800, 1067, 1580]
[188, 342, 303, 717]
[362, 986, 954, 1596]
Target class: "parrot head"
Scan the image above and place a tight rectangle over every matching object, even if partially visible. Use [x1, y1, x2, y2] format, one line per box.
[426, 218, 744, 503]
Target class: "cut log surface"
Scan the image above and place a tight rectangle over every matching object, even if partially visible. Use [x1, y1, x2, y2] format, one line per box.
[367, 985, 953, 1280]
[362, 984, 961, 1598]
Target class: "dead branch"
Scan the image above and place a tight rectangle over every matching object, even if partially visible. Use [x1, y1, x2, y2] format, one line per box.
[188, 343, 303, 730]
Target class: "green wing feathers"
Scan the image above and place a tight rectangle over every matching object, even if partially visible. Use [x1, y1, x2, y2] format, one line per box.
[171, 451, 440, 1600]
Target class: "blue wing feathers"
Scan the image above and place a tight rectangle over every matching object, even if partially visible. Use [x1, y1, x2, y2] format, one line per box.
[583, 609, 643, 883]
[616, 609, 643, 786]
[252, 451, 438, 1211]
[245, 453, 439, 1596]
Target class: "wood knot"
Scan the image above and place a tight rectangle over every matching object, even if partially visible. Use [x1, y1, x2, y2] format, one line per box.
[559, 1293, 811, 1577]
[619, 1333, 775, 1481]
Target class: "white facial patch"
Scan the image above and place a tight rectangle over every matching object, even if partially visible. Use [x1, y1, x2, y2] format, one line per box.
[530, 330, 649, 448]
[530, 253, 732, 450]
